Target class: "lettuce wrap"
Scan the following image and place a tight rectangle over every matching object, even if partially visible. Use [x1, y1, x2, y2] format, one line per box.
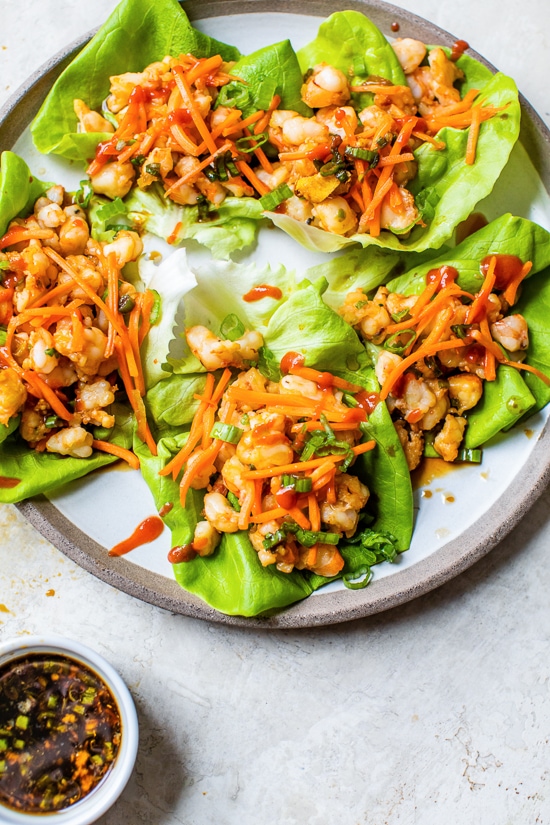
[267, 11, 521, 254]
[135, 253, 413, 616]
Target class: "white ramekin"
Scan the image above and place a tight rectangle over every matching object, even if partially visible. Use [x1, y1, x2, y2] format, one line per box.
[0, 634, 139, 825]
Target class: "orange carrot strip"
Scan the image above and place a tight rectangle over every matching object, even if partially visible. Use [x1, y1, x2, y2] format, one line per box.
[378, 153, 415, 166]
[291, 421, 361, 433]
[114, 339, 157, 455]
[309, 458, 340, 485]
[308, 493, 321, 533]
[503, 261, 532, 305]
[479, 318, 496, 381]
[411, 130, 446, 149]
[235, 160, 270, 196]
[164, 141, 233, 195]
[312, 469, 336, 492]
[92, 439, 140, 470]
[466, 256, 497, 324]
[179, 440, 223, 506]
[104, 252, 120, 360]
[253, 94, 281, 135]
[223, 110, 264, 135]
[211, 368, 233, 405]
[172, 66, 218, 154]
[159, 374, 215, 478]
[287, 507, 311, 530]
[380, 339, 468, 401]
[28, 280, 75, 308]
[170, 123, 200, 156]
[237, 482, 256, 530]
[500, 359, 550, 386]
[201, 402, 216, 450]
[22, 371, 73, 421]
[252, 479, 264, 517]
[185, 54, 224, 85]
[138, 289, 156, 347]
[465, 105, 482, 165]
[0, 226, 55, 249]
[252, 507, 288, 524]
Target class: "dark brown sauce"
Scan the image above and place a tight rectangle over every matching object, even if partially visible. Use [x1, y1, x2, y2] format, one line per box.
[455, 211, 488, 244]
[412, 457, 458, 488]
[0, 654, 121, 814]
[242, 284, 283, 302]
[108, 515, 164, 557]
[0, 476, 20, 489]
[158, 502, 174, 517]
[391, 21, 400, 32]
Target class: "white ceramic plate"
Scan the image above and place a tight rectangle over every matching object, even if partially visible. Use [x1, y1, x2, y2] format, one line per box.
[5, 0, 550, 627]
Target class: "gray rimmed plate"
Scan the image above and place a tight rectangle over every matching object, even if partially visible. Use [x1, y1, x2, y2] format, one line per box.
[2, 0, 550, 628]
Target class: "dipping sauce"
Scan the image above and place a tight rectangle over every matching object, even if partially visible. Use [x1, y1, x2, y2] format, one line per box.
[0, 654, 121, 814]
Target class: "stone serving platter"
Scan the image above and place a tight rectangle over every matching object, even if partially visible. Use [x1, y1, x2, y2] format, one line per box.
[2, 0, 550, 628]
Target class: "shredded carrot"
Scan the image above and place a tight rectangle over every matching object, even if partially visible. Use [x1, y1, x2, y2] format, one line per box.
[500, 359, 550, 386]
[251, 507, 289, 524]
[378, 153, 416, 166]
[0, 226, 55, 249]
[479, 318, 496, 381]
[179, 440, 222, 506]
[253, 94, 281, 135]
[164, 141, 233, 196]
[138, 289, 156, 347]
[287, 365, 362, 393]
[465, 105, 482, 165]
[235, 159, 270, 196]
[159, 373, 216, 479]
[22, 371, 73, 421]
[466, 256, 497, 324]
[380, 339, 469, 401]
[503, 261, 532, 305]
[92, 439, 140, 470]
[308, 493, 321, 532]
[172, 66, 218, 155]
[185, 54, 224, 86]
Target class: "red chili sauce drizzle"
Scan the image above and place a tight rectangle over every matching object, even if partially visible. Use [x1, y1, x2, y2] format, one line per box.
[0, 654, 121, 814]
[450, 39, 469, 61]
[480, 254, 524, 290]
[426, 265, 459, 290]
[108, 515, 164, 557]
[280, 351, 305, 374]
[242, 284, 283, 303]
[0, 476, 20, 489]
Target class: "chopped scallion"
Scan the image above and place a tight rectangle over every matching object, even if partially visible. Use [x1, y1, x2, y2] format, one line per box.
[210, 422, 243, 444]
[220, 313, 245, 341]
[259, 183, 293, 211]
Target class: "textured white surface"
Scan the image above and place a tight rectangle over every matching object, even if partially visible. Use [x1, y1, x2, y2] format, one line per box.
[1, 2, 550, 823]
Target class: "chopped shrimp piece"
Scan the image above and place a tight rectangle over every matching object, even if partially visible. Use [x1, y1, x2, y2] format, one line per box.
[490, 314, 529, 352]
[46, 426, 93, 458]
[391, 38, 427, 75]
[269, 110, 328, 149]
[301, 63, 351, 108]
[394, 420, 424, 471]
[203, 492, 240, 533]
[340, 287, 391, 339]
[73, 99, 114, 133]
[434, 414, 467, 462]
[102, 230, 143, 266]
[58, 207, 90, 256]
[409, 47, 464, 115]
[447, 374, 483, 413]
[320, 473, 370, 538]
[312, 196, 358, 236]
[315, 105, 358, 138]
[186, 326, 263, 371]
[375, 351, 403, 387]
[90, 161, 136, 200]
[304, 543, 345, 578]
[193, 520, 221, 556]
[380, 187, 419, 233]
[0, 368, 27, 426]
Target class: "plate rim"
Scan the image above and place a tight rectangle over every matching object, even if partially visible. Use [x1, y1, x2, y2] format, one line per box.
[3, 0, 550, 628]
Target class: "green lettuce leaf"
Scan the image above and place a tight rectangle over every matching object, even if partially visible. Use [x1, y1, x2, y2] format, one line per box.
[0, 152, 50, 236]
[514, 266, 550, 414]
[464, 366, 536, 448]
[217, 40, 311, 118]
[0, 404, 134, 504]
[30, 0, 240, 162]
[124, 184, 265, 260]
[270, 18, 520, 255]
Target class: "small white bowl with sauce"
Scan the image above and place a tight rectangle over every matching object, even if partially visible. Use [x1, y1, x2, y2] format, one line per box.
[0, 635, 139, 824]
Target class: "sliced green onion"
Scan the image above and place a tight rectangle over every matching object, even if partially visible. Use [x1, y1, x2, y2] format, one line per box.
[145, 162, 161, 178]
[15, 716, 29, 730]
[423, 431, 439, 458]
[295, 477, 312, 493]
[263, 528, 287, 550]
[149, 289, 161, 325]
[342, 565, 373, 589]
[335, 169, 350, 183]
[75, 180, 93, 208]
[390, 308, 410, 322]
[118, 294, 135, 314]
[210, 422, 243, 444]
[96, 197, 127, 221]
[227, 491, 241, 512]
[259, 183, 293, 211]
[44, 347, 59, 357]
[383, 329, 416, 354]
[344, 146, 379, 167]
[131, 154, 145, 168]
[216, 154, 228, 181]
[235, 132, 269, 152]
[319, 159, 345, 177]
[295, 529, 340, 548]
[451, 324, 470, 339]
[225, 155, 240, 177]
[220, 313, 245, 341]
[45, 415, 62, 429]
[281, 474, 295, 488]
[203, 165, 218, 182]
[0, 260, 11, 270]
[457, 448, 482, 463]
[196, 195, 210, 222]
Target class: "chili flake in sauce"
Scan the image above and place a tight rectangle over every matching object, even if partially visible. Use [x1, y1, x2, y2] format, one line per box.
[0, 654, 121, 813]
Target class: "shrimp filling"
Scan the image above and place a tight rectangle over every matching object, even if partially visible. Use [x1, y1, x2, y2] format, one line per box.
[165, 326, 379, 576]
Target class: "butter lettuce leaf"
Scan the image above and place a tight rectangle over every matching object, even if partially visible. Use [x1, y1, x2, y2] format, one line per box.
[31, 0, 240, 162]
[0, 152, 50, 236]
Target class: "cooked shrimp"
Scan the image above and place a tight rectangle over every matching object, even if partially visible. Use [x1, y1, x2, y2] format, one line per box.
[54, 319, 108, 377]
[102, 230, 144, 267]
[394, 420, 424, 471]
[315, 105, 358, 138]
[269, 110, 328, 149]
[45, 426, 93, 458]
[203, 491, 240, 533]
[490, 313, 529, 352]
[409, 47, 464, 115]
[23, 328, 59, 375]
[58, 208, 90, 256]
[255, 162, 290, 192]
[76, 378, 116, 428]
[301, 63, 351, 108]
[340, 286, 391, 339]
[19, 405, 53, 444]
[193, 520, 221, 556]
[57, 257, 103, 303]
[0, 368, 27, 426]
[73, 99, 114, 133]
[320, 473, 370, 538]
[186, 325, 263, 371]
[90, 160, 136, 199]
[375, 351, 403, 387]
[447, 374, 483, 413]
[380, 187, 419, 233]
[312, 196, 358, 236]
[434, 414, 467, 462]
[236, 413, 294, 470]
[391, 38, 427, 75]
